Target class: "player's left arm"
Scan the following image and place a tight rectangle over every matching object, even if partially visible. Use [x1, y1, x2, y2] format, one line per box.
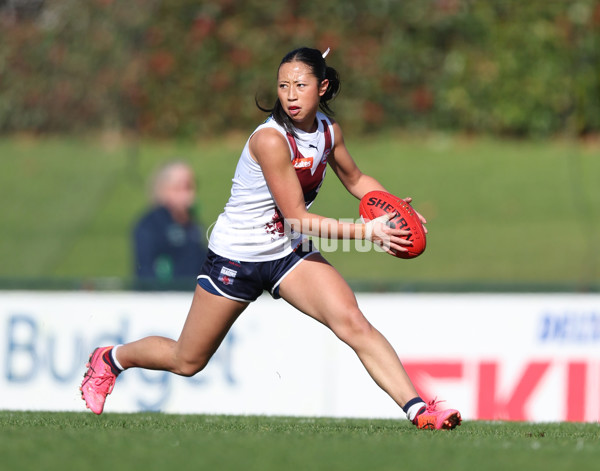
[328, 121, 427, 228]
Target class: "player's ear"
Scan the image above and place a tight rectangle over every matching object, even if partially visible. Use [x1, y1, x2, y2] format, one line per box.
[319, 79, 329, 97]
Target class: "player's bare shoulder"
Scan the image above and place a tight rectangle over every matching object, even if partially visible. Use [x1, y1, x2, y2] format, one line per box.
[249, 127, 289, 164]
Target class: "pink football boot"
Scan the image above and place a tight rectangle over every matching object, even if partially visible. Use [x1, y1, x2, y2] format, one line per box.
[413, 399, 462, 430]
[80, 347, 119, 415]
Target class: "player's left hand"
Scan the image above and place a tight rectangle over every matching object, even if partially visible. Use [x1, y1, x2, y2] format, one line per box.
[403, 197, 428, 234]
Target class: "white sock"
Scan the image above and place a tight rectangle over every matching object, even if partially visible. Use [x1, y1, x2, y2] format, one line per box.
[111, 345, 125, 371]
[405, 401, 426, 422]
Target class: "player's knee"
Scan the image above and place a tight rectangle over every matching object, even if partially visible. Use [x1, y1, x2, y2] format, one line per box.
[173, 357, 209, 377]
[332, 308, 373, 345]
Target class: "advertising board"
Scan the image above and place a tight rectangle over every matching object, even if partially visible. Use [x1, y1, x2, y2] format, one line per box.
[1, 291, 599, 421]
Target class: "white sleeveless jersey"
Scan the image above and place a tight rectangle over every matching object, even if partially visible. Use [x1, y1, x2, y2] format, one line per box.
[209, 112, 334, 261]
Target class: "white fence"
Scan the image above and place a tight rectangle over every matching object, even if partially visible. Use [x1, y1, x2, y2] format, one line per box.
[1, 291, 599, 422]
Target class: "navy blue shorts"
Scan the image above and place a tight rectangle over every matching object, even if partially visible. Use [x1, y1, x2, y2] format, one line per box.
[197, 241, 319, 302]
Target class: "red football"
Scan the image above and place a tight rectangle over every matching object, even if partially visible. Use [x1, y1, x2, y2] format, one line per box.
[359, 190, 426, 259]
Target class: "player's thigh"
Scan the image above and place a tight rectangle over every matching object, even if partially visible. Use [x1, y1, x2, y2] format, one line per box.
[278, 253, 361, 328]
[175, 284, 249, 363]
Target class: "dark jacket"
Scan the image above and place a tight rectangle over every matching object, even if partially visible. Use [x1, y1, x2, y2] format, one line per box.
[133, 206, 207, 280]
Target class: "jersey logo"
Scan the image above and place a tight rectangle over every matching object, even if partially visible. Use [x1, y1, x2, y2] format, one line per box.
[292, 157, 313, 169]
[265, 208, 285, 238]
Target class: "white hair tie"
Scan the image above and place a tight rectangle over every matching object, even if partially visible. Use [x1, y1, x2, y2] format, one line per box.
[322, 47, 330, 59]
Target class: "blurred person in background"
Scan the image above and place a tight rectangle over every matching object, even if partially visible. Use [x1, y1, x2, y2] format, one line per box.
[133, 160, 207, 282]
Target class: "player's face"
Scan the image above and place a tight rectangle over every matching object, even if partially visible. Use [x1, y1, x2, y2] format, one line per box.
[277, 61, 329, 132]
[161, 166, 196, 213]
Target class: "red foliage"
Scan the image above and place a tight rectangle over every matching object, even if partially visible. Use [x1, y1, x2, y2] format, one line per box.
[148, 50, 175, 77]
[411, 87, 434, 112]
[363, 101, 385, 125]
[190, 16, 215, 42]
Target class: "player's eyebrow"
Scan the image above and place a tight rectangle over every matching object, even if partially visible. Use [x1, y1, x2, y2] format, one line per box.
[278, 75, 309, 84]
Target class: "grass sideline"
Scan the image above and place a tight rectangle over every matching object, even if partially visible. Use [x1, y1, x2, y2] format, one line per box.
[1, 412, 599, 471]
[1, 132, 599, 286]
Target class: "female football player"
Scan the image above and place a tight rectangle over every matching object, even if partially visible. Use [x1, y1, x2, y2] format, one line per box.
[81, 47, 461, 430]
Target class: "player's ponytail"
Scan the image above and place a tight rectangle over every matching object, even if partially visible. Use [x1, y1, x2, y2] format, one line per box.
[256, 47, 340, 137]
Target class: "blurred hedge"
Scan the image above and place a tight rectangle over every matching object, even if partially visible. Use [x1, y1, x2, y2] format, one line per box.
[1, 0, 598, 137]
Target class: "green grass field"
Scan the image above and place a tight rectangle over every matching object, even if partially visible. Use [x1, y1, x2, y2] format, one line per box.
[1, 412, 599, 471]
[1, 132, 599, 288]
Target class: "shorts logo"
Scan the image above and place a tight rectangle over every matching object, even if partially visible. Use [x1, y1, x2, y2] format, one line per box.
[218, 266, 237, 286]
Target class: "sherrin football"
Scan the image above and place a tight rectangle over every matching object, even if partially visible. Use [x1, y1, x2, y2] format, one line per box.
[359, 190, 426, 259]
